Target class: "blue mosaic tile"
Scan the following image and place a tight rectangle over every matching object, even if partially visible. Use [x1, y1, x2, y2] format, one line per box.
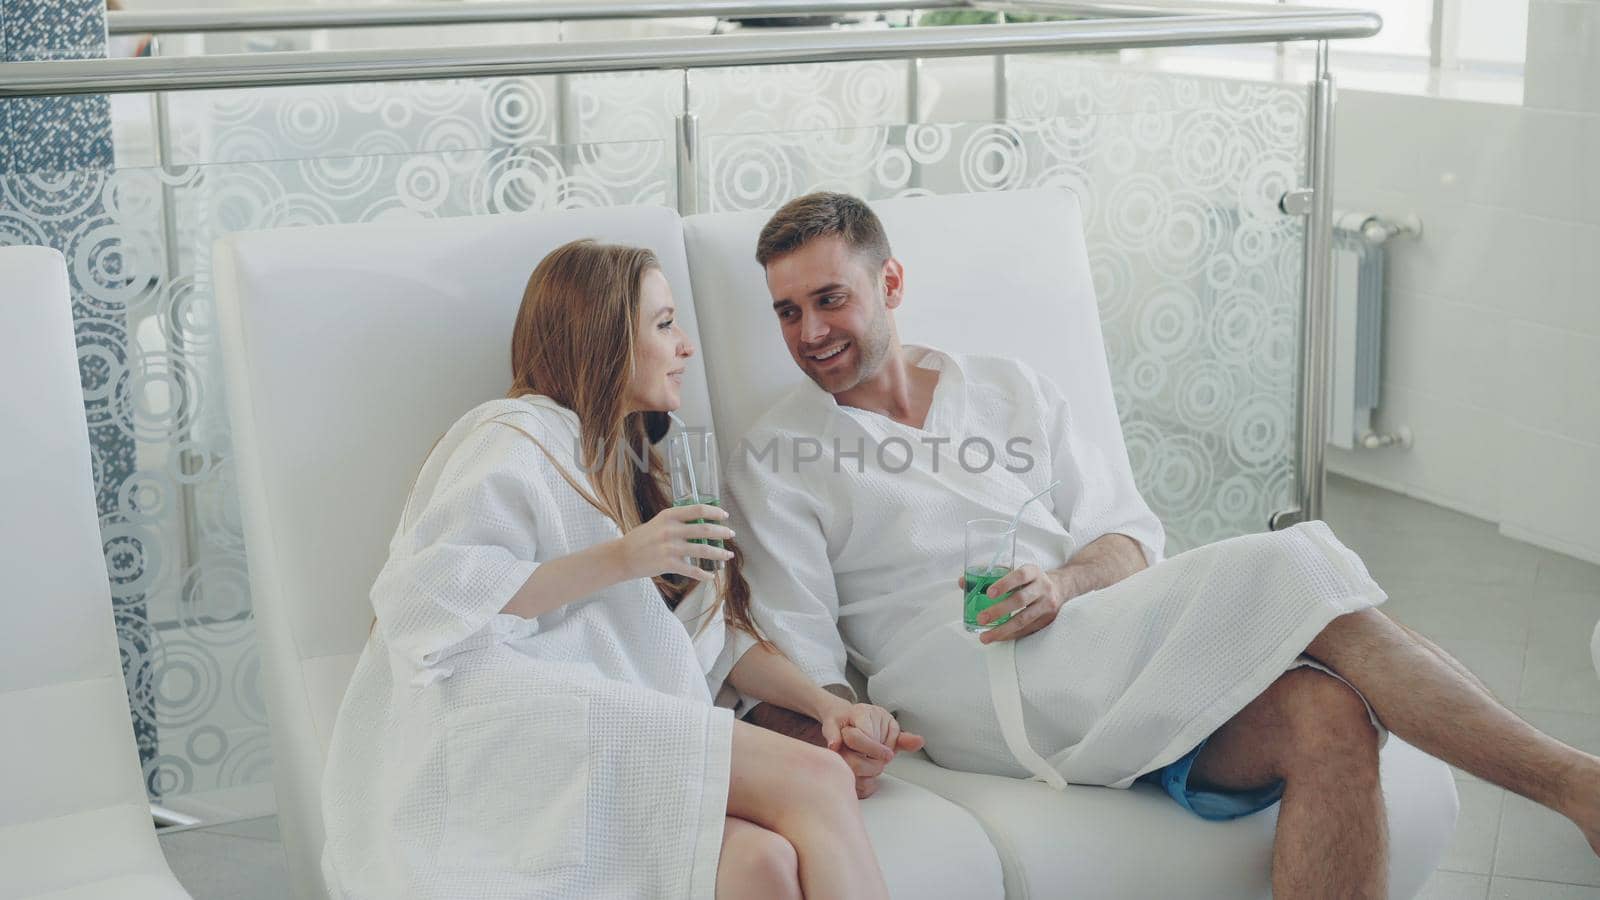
[5, 42, 103, 62]
[0, 94, 113, 175]
[0, 14, 112, 176]
[1, 0, 106, 59]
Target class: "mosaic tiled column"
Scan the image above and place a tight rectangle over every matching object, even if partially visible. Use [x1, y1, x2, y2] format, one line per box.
[1, 0, 158, 778]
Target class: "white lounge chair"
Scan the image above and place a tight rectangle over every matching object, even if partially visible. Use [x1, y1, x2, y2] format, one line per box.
[213, 190, 1457, 898]
[0, 246, 193, 900]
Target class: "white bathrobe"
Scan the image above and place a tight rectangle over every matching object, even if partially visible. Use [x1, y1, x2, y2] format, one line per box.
[322, 395, 752, 900]
[725, 346, 1387, 789]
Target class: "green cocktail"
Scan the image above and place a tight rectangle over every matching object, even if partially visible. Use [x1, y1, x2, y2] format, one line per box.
[963, 565, 1014, 632]
[668, 428, 724, 573]
[963, 517, 1016, 634]
[672, 493, 724, 571]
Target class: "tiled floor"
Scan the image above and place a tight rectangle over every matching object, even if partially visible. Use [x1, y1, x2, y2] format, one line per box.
[159, 474, 1600, 898]
[1324, 475, 1600, 900]
[159, 815, 291, 899]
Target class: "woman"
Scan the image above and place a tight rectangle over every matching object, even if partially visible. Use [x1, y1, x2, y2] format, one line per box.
[321, 239, 915, 899]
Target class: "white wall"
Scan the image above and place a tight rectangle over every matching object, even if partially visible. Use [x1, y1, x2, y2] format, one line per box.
[1328, 0, 1600, 564]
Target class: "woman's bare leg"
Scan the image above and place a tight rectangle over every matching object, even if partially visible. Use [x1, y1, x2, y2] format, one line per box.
[726, 719, 889, 900]
[718, 817, 801, 900]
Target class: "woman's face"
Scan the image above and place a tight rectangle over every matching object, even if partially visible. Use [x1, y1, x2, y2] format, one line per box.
[624, 268, 695, 414]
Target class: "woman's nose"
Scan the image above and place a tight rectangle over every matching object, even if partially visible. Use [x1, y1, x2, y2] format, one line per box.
[680, 341, 696, 358]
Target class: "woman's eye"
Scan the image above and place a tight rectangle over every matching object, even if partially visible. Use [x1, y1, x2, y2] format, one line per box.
[659, 318, 674, 330]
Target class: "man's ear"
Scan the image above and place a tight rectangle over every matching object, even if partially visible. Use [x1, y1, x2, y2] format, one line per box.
[881, 256, 906, 309]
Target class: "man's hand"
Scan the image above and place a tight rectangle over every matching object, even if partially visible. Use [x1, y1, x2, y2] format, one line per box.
[818, 702, 925, 798]
[958, 563, 1076, 644]
[957, 534, 1150, 644]
[745, 700, 924, 798]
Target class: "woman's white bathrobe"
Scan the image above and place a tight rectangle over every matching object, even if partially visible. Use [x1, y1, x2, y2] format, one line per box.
[322, 395, 752, 899]
[726, 347, 1387, 790]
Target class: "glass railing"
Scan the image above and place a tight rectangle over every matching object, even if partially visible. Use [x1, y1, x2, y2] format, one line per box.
[2, 128, 673, 810]
[696, 58, 1308, 548]
[2, 0, 1367, 820]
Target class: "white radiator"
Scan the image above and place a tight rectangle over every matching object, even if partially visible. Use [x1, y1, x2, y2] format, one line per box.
[1327, 210, 1420, 451]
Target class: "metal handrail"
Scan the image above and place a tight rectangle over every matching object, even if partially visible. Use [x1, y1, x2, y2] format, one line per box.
[12, 0, 1371, 524]
[5, 9, 1378, 97]
[106, 0, 960, 35]
[999, 0, 1367, 16]
[103, 0, 1368, 35]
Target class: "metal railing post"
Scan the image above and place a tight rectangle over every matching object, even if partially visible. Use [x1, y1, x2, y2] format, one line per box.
[993, 10, 1008, 120]
[675, 70, 699, 214]
[906, 56, 922, 189]
[147, 36, 206, 579]
[554, 20, 570, 148]
[1276, 39, 1335, 530]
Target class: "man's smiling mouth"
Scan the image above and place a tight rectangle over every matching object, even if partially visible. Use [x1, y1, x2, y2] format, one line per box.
[807, 342, 850, 362]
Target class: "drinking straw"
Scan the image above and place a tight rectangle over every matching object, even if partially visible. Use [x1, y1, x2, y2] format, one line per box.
[986, 479, 1063, 572]
[667, 412, 700, 503]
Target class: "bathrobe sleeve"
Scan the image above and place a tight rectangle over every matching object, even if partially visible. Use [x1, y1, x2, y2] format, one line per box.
[708, 620, 760, 698]
[724, 430, 854, 695]
[673, 576, 760, 697]
[1034, 369, 1167, 566]
[370, 421, 545, 682]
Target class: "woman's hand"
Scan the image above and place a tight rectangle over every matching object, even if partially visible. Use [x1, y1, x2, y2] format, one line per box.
[817, 700, 924, 798]
[614, 504, 735, 582]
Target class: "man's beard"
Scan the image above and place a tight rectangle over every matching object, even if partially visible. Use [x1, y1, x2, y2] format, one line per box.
[812, 301, 892, 394]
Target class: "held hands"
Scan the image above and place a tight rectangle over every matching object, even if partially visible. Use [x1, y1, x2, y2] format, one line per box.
[958, 563, 1076, 644]
[818, 700, 925, 799]
[614, 504, 735, 582]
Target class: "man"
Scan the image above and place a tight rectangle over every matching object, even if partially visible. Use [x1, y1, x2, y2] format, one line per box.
[727, 191, 1600, 897]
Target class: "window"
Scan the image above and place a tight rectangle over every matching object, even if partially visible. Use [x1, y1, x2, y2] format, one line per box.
[1289, 0, 1527, 69]
[1293, 0, 1432, 57]
[1455, 0, 1529, 67]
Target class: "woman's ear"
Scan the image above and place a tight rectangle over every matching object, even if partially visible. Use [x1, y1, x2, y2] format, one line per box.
[644, 411, 671, 444]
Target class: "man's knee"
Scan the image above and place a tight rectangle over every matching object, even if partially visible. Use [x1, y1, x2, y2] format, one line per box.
[1272, 669, 1381, 777]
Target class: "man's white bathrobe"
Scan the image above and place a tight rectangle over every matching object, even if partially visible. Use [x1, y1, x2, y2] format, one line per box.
[726, 346, 1387, 789]
[322, 395, 752, 899]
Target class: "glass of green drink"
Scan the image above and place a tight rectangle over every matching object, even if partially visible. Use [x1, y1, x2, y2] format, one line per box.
[964, 517, 1015, 633]
[667, 427, 724, 572]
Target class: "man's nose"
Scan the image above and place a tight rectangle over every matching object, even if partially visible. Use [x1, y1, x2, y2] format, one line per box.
[799, 309, 828, 343]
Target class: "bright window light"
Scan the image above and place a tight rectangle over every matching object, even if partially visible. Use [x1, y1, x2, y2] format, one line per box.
[1456, 0, 1529, 66]
[1292, 0, 1432, 56]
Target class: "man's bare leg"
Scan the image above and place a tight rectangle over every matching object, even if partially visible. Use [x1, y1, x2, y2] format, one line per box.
[1306, 608, 1600, 851]
[1390, 617, 1497, 699]
[1188, 668, 1388, 898]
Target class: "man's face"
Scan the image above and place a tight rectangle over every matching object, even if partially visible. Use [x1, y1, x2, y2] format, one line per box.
[764, 235, 897, 395]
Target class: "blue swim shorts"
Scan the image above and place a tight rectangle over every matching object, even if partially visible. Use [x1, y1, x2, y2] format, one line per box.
[1137, 738, 1285, 821]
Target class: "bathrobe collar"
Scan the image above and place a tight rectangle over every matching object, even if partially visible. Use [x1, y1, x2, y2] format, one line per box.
[799, 344, 967, 437]
[512, 393, 584, 438]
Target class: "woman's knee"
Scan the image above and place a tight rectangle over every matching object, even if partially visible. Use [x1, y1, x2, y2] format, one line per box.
[720, 823, 800, 900]
[786, 739, 858, 800]
[729, 722, 857, 820]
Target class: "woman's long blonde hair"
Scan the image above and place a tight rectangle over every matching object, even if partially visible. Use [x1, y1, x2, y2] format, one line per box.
[508, 239, 767, 646]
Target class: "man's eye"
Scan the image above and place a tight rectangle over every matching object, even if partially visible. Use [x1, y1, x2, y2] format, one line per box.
[821, 294, 842, 306]
[778, 308, 795, 320]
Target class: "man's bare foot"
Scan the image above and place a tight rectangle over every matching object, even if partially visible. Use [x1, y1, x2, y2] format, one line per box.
[1557, 755, 1600, 856]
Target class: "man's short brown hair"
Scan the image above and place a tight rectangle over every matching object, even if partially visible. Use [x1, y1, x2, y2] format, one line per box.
[755, 192, 893, 270]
